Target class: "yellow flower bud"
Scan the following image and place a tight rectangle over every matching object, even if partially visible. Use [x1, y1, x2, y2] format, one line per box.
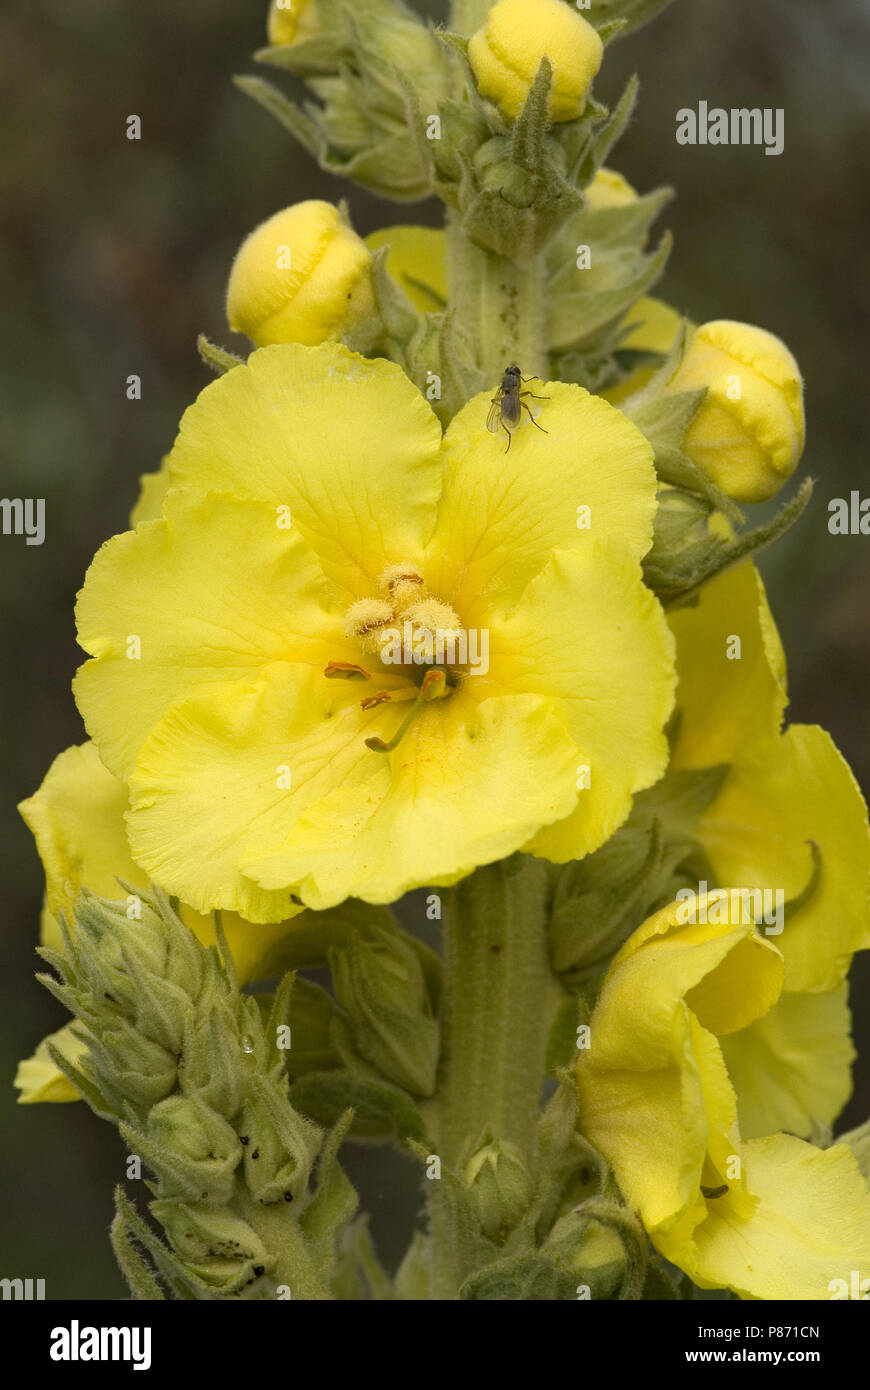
[267, 0, 320, 48]
[226, 201, 376, 348]
[666, 319, 805, 503]
[584, 167, 637, 211]
[468, 0, 603, 123]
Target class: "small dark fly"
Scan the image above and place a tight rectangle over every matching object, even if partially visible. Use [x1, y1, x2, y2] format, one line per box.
[486, 365, 549, 453]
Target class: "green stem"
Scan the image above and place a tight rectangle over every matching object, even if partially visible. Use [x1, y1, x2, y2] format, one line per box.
[446, 208, 549, 384]
[434, 857, 561, 1170]
[424, 857, 562, 1298]
[237, 1194, 332, 1300]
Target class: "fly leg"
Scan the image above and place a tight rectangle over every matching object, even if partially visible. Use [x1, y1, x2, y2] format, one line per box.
[503, 423, 513, 453]
[521, 402, 548, 434]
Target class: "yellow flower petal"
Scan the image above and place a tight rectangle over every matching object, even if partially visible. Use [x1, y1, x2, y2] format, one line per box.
[591, 900, 783, 1071]
[243, 690, 580, 909]
[578, 893, 870, 1299]
[583, 168, 638, 211]
[127, 656, 579, 914]
[18, 741, 297, 984]
[75, 490, 344, 780]
[480, 543, 674, 861]
[14, 1025, 87, 1104]
[427, 382, 658, 617]
[721, 986, 854, 1141]
[669, 561, 787, 770]
[365, 226, 446, 314]
[130, 464, 172, 527]
[600, 298, 684, 404]
[696, 723, 870, 993]
[681, 1134, 870, 1299]
[20, 742, 140, 954]
[126, 663, 358, 922]
[164, 342, 443, 601]
[619, 296, 682, 354]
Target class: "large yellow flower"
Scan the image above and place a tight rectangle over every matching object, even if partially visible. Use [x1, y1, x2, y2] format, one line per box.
[15, 742, 296, 1102]
[73, 342, 674, 921]
[665, 561, 870, 1140]
[576, 896, 870, 1299]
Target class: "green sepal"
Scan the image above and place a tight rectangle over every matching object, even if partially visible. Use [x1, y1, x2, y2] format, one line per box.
[289, 1066, 427, 1143]
[233, 74, 323, 160]
[268, 973, 343, 1077]
[548, 227, 672, 356]
[406, 310, 483, 425]
[632, 765, 731, 837]
[239, 1071, 322, 1205]
[120, 1096, 242, 1208]
[110, 1193, 166, 1301]
[458, 1253, 577, 1300]
[646, 478, 814, 609]
[253, 38, 348, 77]
[331, 1216, 394, 1300]
[551, 819, 696, 978]
[196, 334, 244, 376]
[251, 899, 440, 1002]
[298, 1110, 359, 1275]
[328, 925, 440, 1096]
[586, 0, 683, 39]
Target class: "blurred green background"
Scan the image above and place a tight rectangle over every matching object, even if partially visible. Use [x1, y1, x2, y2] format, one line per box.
[2, 0, 869, 1298]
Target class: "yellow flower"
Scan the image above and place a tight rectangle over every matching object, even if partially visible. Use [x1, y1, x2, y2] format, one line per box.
[600, 296, 683, 405]
[468, 0, 603, 123]
[16, 743, 299, 1102]
[15, 1026, 88, 1104]
[365, 226, 446, 315]
[226, 201, 375, 348]
[577, 895, 870, 1298]
[73, 341, 675, 921]
[19, 741, 296, 975]
[267, 0, 320, 48]
[666, 561, 870, 1139]
[665, 319, 805, 503]
[130, 460, 172, 527]
[583, 167, 637, 211]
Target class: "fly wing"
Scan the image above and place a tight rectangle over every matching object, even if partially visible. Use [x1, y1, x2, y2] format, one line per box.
[486, 396, 504, 433]
[500, 392, 522, 426]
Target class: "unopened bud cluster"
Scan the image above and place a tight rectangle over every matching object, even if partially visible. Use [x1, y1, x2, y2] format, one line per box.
[39, 890, 343, 1298]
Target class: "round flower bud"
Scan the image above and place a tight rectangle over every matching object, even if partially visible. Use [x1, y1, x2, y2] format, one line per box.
[226, 201, 375, 348]
[267, 0, 320, 48]
[468, 0, 604, 123]
[584, 167, 637, 211]
[463, 1138, 533, 1241]
[666, 319, 805, 503]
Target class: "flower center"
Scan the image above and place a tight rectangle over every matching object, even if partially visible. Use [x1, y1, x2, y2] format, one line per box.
[329, 564, 480, 752]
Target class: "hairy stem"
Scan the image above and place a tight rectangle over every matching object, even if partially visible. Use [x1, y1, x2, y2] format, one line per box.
[446, 208, 549, 384]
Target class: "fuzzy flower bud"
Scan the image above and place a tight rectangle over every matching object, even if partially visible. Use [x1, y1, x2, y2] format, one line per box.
[665, 319, 805, 503]
[463, 1137, 533, 1241]
[267, 0, 320, 48]
[226, 201, 375, 348]
[329, 927, 439, 1097]
[468, 0, 604, 123]
[130, 1095, 242, 1207]
[584, 167, 637, 211]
